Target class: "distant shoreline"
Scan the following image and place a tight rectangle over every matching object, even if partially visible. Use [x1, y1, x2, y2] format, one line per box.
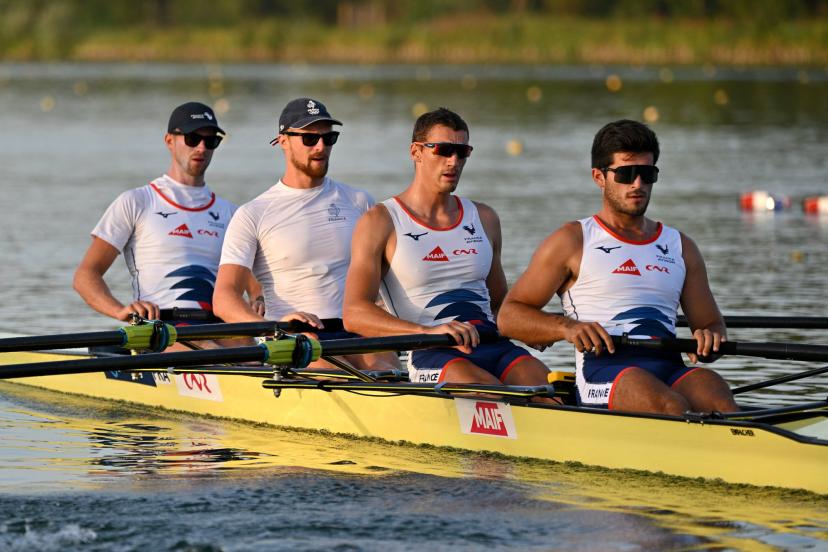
[3, 16, 826, 66]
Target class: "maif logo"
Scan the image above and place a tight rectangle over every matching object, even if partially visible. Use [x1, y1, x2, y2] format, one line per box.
[169, 224, 193, 239]
[612, 258, 641, 276]
[423, 246, 449, 262]
[455, 398, 517, 439]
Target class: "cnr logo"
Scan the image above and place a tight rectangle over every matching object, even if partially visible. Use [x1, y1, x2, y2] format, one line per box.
[645, 264, 669, 273]
[197, 229, 219, 237]
[453, 248, 478, 255]
[183, 373, 213, 393]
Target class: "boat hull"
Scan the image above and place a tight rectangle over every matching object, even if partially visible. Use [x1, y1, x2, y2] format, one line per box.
[2, 351, 826, 493]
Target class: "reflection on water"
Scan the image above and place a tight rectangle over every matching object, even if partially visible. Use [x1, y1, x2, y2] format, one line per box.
[0, 382, 825, 551]
[0, 63, 826, 549]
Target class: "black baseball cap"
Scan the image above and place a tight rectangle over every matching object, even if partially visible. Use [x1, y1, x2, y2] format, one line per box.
[167, 102, 224, 134]
[276, 97, 342, 137]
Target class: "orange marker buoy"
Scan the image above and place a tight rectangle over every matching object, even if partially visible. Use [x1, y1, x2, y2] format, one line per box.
[739, 191, 791, 211]
[803, 196, 828, 214]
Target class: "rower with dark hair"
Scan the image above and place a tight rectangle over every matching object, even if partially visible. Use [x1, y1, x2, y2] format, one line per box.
[498, 119, 738, 415]
[73, 102, 260, 331]
[343, 107, 553, 391]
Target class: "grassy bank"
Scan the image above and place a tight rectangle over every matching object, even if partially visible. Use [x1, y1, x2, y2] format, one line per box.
[3, 15, 827, 66]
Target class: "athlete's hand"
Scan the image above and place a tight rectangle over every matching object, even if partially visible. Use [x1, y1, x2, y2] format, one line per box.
[280, 311, 324, 329]
[687, 328, 724, 364]
[250, 296, 266, 317]
[562, 320, 615, 356]
[425, 321, 479, 354]
[117, 301, 160, 322]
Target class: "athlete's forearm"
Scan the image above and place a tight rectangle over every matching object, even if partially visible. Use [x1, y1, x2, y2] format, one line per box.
[343, 300, 432, 337]
[497, 300, 572, 346]
[73, 268, 125, 320]
[213, 289, 265, 323]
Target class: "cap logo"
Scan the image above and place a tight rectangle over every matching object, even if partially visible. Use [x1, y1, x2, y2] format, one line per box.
[306, 100, 320, 115]
[204, 112, 213, 120]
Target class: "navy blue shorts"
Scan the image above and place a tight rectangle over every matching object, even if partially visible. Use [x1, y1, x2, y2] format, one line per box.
[408, 339, 534, 383]
[577, 347, 697, 408]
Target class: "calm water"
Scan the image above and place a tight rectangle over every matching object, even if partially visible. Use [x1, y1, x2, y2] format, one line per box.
[0, 63, 827, 550]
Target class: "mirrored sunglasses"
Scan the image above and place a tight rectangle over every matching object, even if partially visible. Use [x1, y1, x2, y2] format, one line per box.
[603, 164, 659, 184]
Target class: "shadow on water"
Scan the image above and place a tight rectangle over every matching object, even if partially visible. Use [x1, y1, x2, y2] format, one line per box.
[0, 382, 825, 551]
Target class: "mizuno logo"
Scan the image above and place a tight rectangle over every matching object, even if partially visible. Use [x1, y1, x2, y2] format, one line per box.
[596, 245, 621, 254]
[463, 223, 476, 235]
[656, 244, 669, 255]
[209, 211, 220, 221]
[612, 259, 641, 276]
[405, 232, 428, 241]
[156, 211, 177, 218]
[423, 246, 449, 262]
[169, 224, 193, 239]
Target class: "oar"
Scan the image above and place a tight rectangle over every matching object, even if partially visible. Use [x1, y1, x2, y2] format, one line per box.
[676, 315, 828, 329]
[611, 335, 828, 362]
[0, 319, 342, 353]
[0, 332, 463, 380]
[731, 364, 828, 395]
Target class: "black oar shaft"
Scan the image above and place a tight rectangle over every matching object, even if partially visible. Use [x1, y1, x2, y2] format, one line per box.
[0, 346, 268, 379]
[613, 335, 828, 362]
[319, 334, 457, 356]
[0, 330, 127, 353]
[677, 315, 828, 329]
[731, 364, 828, 395]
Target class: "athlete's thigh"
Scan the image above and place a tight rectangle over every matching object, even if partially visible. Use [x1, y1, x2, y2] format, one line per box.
[441, 359, 502, 385]
[501, 356, 549, 387]
[611, 367, 690, 415]
[672, 367, 739, 413]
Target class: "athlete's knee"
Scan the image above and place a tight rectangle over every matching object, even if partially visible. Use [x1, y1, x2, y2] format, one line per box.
[659, 392, 691, 416]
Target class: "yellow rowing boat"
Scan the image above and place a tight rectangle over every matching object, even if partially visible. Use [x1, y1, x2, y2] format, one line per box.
[1, 349, 826, 494]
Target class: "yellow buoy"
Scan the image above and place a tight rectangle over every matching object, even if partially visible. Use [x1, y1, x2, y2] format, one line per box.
[643, 106, 660, 123]
[526, 86, 542, 102]
[606, 74, 622, 93]
[505, 139, 524, 156]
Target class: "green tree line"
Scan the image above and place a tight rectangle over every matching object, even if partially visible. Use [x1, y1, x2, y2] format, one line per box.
[2, 0, 826, 62]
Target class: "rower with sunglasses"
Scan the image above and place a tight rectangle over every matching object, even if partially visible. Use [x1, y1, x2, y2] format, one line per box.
[214, 98, 397, 371]
[498, 119, 738, 415]
[343, 108, 553, 394]
[74, 102, 251, 328]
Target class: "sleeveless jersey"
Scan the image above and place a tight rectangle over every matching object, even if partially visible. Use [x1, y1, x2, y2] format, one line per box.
[379, 196, 494, 327]
[561, 215, 686, 368]
[219, 178, 373, 320]
[92, 174, 236, 310]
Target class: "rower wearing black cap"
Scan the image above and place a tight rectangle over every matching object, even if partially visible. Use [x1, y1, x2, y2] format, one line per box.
[213, 97, 398, 371]
[74, 102, 260, 343]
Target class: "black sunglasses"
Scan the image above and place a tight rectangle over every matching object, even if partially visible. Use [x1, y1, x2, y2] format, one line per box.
[602, 165, 659, 184]
[172, 131, 223, 150]
[282, 131, 340, 147]
[418, 142, 473, 159]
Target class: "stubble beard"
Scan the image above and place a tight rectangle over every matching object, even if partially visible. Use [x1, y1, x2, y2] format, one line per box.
[605, 186, 649, 217]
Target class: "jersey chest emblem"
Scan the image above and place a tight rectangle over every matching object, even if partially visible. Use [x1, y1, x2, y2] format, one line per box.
[612, 258, 641, 276]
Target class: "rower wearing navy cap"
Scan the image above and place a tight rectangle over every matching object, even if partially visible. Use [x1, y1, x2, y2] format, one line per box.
[74, 101, 259, 335]
[214, 97, 398, 371]
[497, 119, 739, 415]
[343, 107, 553, 396]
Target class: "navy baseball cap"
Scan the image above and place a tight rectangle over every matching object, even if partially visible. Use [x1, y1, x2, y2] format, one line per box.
[277, 98, 342, 136]
[167, 102, 224, 134]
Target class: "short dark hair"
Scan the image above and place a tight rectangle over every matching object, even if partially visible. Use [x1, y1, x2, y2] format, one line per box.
[591, 120, 660, 168]
[412, 107, 469, 142]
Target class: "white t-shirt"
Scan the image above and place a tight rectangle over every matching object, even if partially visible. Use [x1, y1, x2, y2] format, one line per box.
[220, 178, 374, 320]
[92, 174, 237, 310]
[379, 196, 494, 326]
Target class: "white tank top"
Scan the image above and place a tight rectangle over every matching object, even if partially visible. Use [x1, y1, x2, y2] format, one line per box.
[219, 178, 374, 320]
[561, 215, 686, 340]
[379, 196, 494, 327]
[92, 175, 236, 310]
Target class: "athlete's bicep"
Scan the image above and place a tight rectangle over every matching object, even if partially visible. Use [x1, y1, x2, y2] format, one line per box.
[679, 233, 723, 331]
[77, 237, 121, 276]
[345, 207, 392, 303]
[506, 223, 581, 309]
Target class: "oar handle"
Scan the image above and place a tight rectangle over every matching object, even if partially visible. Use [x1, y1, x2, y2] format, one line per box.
[613, 335, 828, 362]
